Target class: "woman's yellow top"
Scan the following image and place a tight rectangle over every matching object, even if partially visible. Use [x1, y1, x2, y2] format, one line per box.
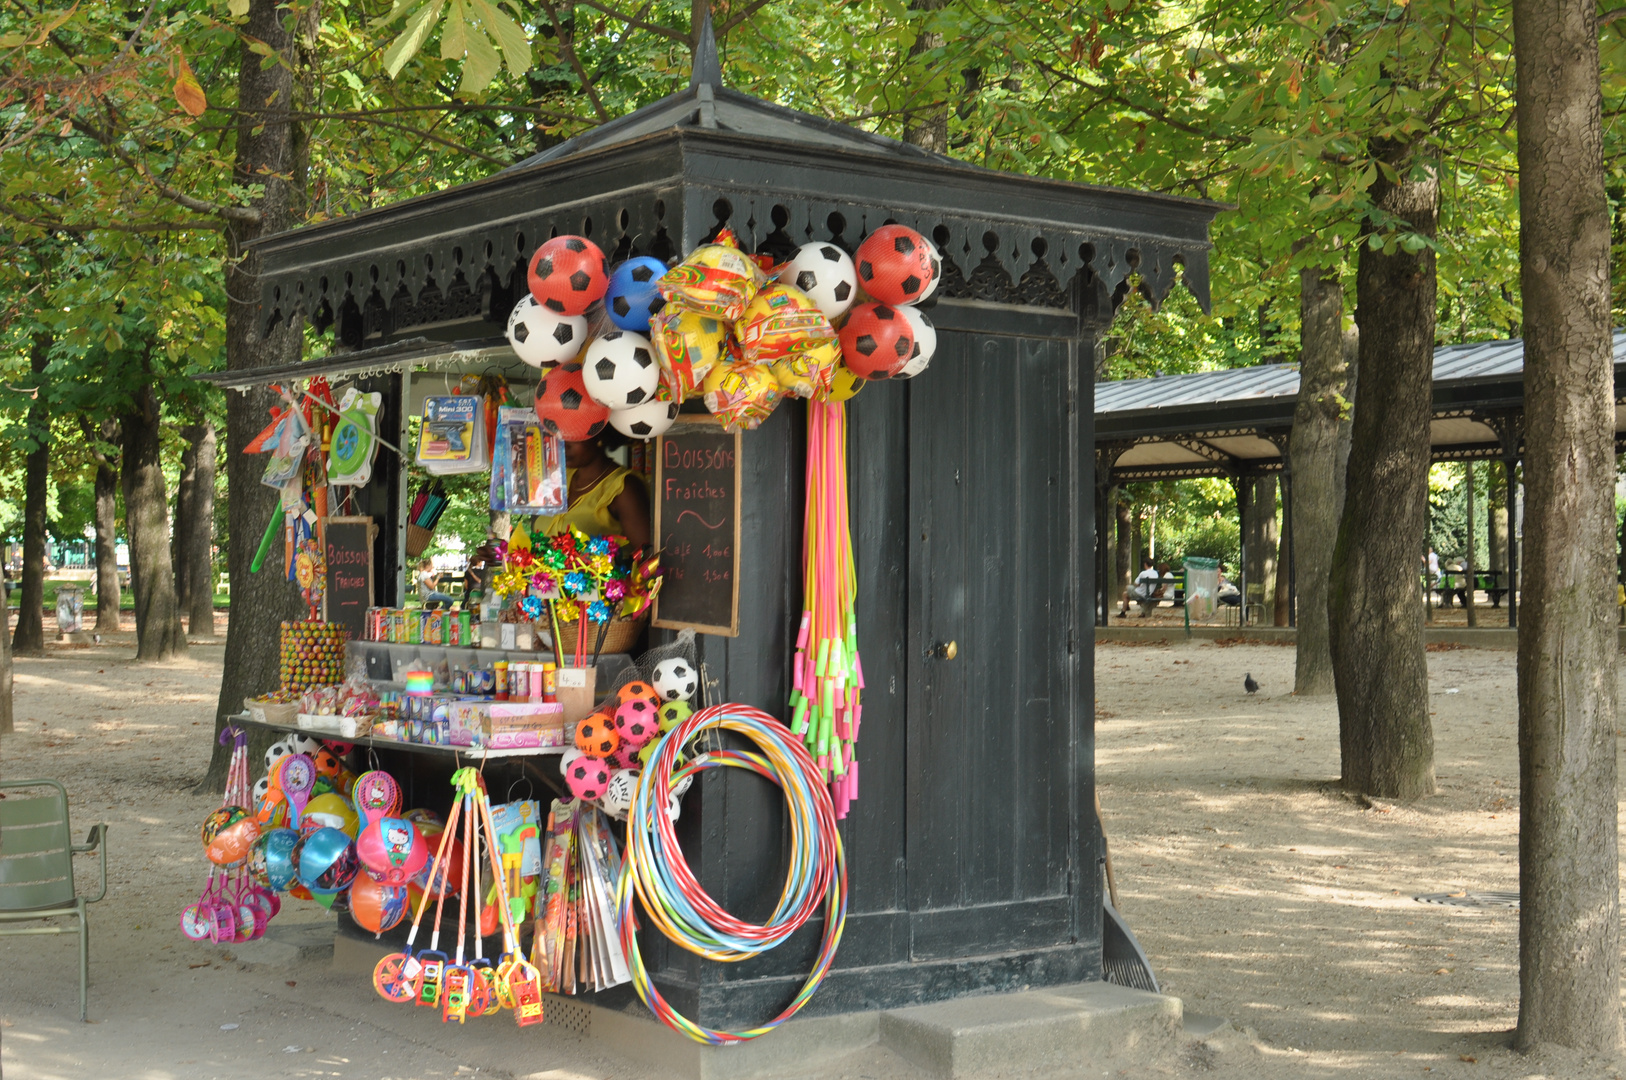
[541, 466, 635, 539]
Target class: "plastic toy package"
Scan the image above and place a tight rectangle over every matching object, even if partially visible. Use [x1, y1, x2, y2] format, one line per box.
[490, 406, 566, 515]
[416, 395, 490, 475]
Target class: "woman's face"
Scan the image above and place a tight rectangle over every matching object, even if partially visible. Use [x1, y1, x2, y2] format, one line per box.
[565, 439, 603, 469]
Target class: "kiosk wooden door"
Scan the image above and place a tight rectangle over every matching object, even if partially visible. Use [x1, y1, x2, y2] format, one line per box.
[905, 329, 1077, 961]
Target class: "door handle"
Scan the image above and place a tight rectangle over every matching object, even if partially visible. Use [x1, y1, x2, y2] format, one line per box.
[930, 640, 958, 661]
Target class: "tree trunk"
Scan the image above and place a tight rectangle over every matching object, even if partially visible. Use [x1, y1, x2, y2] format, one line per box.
[12, 334, 51, 655]
[180, 423, 218, 638]
[121, 385, 187, 661]
[1291, 254, 1350, 694]
[902, 1, 947, 152]
[93, 452, 121, 633]
[174, 432, 197, 611]
[1245, 476, 1278, 608]
[1329, 136, 1438, 800]
[203, 0, 312, 792]
[1513, 0, 1623, 1050]
[0, 572, 10, 733]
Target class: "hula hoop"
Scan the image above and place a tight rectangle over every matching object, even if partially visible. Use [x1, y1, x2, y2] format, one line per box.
[617, 703, 847, 1044]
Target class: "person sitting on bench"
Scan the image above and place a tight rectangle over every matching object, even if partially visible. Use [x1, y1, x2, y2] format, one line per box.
[1121, 557, 1164, 617]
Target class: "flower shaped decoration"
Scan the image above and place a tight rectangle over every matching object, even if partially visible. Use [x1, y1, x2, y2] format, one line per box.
[604, 580, 626, 603]
[520, 596, 544, 619]
[586, 600, 612, 624]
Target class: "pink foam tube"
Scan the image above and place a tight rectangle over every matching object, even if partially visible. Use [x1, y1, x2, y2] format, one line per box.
[795, 610, 811, 651]
[854, 654, 866, 690]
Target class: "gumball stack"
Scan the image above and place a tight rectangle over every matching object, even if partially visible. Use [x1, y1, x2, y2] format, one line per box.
[278, 621, 347, 692]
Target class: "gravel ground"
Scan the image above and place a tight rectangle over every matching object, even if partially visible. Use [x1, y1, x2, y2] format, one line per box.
[3, 629, 1625, 1080]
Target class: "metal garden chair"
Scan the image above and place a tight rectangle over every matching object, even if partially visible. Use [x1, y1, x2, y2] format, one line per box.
[0, 778, 108, 1020]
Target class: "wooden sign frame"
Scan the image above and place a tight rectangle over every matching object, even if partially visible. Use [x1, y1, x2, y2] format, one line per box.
[321, 515, 378, 636]
[652, 419, 742, 636]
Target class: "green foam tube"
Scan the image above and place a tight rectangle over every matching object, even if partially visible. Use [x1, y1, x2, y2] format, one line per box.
[250, 509, 282, 573]
[814, 637, 831, 678]
[791, 696, 810, 735]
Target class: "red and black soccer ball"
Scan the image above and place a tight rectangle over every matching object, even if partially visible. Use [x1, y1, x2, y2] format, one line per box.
[838, 303, 915, 380]
[528, 235, 609, 316]
[854, 225, 936, 307]
[535, 363, 611, 442]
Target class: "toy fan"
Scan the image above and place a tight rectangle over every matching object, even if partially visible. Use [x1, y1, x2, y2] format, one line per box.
[327, 387, 382, 486]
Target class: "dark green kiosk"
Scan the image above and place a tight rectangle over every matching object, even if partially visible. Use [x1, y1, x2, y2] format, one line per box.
[234, 22, 1220, 1040]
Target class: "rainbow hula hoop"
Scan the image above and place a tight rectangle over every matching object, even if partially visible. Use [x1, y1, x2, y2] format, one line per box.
[618, 703, 847, 1044]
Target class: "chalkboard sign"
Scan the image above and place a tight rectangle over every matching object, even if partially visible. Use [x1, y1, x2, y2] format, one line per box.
[653, 420, 741, 636]
[322, 516, 377, 642]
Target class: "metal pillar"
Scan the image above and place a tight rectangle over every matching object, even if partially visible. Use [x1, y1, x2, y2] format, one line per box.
[1281, 469, 1296, 627]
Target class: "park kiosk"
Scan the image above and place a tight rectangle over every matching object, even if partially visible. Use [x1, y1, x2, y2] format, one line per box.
[229, 27, 1221, 1032]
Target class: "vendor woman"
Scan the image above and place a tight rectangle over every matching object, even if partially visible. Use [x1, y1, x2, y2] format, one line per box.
[540, 431, 652, 551]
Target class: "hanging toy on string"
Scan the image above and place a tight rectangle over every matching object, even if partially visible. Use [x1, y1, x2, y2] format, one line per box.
[327, 386, 382, 487]
[777, 243, 859, 321]
[293, 536, 325, 620]
[507, 293, 588, 370]
[790, 401, 864, 819]
[656, 228, 766, 322]
[837, 303, 915, 380]
[605, 256, 670, 333]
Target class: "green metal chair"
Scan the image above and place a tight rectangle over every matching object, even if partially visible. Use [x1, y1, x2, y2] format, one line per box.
[0, 779, 108, 1020]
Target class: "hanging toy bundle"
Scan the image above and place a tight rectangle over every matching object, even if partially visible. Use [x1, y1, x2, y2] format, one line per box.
[371, 768, 544, 1026]
[182, 726, 280, 943]
[618, 703, 847, 1044]
[789, 400, 863, 818]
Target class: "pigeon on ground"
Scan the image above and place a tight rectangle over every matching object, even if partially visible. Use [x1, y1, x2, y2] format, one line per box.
[1243, 673, 1259, 695]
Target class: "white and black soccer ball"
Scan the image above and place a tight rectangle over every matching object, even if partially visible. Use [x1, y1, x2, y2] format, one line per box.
[778, 243, 857, 321]
[252, 776, 271, 811]
[916, 247, 944, 302]
[601, 769, 638, 819]
[507, 294, 587, 369]
[289, 734, 324, 758]
[609, 398, 679, 440]
[264, 738, 294, 775]
[651, 657, 697, 702]
[896, 306, 938, 379]
[582, 331, 660, 409]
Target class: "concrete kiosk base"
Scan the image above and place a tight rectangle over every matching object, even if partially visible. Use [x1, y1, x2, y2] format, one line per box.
[327, 930, 1182, 1079]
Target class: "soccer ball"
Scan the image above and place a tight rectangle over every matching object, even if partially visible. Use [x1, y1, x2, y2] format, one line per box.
[651, 658, 697, 702]
[565, 757, 611, 801]
[601, 770, 638, 818]
[610, 742, 642, 771]
[609, 398, 678, 440]
[575, 711, 621, 757]
[618, 680, 660, 706]
[506, 294, 586, 369]
[614, 699, 658, 748]
[535, 364, 610, 442]
[778, 243, 857, 320]
[252, 776, 271, 811]
[855, 225, 936, 307]
[582, 331, 660, 409]
[605, 257, 669, 333]
[917, 247, 944, 301]
[896, 306, 938, 379]
[289, 735, 324, 758]
[528, 235, 608, 316]
[657, 700, 692, 733]
[264, 738, 293, 775]
[838, 303, 914, 380]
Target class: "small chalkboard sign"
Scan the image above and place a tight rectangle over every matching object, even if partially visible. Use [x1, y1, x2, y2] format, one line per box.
[653, 420, 741, 636]
[322, 516, 377, 642]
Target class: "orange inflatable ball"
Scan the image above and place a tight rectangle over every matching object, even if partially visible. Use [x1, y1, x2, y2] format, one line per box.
[617, 681, 661, 707]
[349, 875, 410, 935]
[205, 808, 261, 868]
[575, 711, 621, 757]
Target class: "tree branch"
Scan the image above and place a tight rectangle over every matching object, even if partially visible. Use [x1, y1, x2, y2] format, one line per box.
[536, 0, 610, 122]
[716, 0, 774, 38]
[571, 0, 688, 44]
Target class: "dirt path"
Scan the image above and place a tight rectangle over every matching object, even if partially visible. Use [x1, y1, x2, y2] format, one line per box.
[3, 635, 1625, 1079]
